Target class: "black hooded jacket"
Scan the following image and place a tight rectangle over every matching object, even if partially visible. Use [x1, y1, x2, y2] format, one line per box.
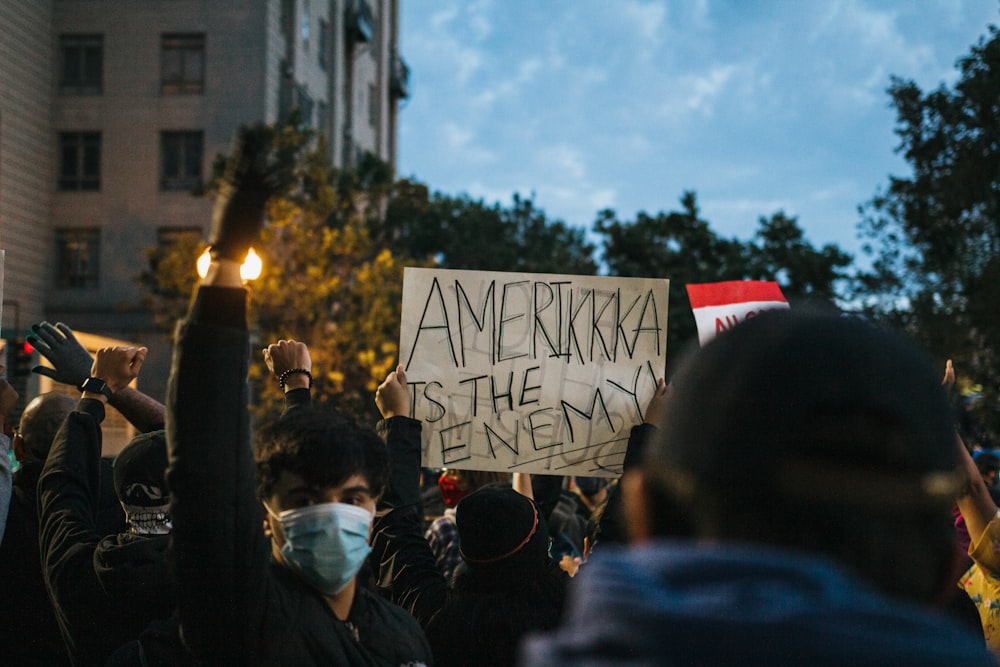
[37, 399, 175, 666]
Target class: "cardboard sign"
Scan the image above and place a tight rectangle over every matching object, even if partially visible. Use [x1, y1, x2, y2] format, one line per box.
[400, 268, 669, 476]
[686, 280, 788, 346]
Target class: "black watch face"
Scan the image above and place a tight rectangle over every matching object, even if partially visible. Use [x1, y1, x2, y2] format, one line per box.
[82, 378, 109, 396]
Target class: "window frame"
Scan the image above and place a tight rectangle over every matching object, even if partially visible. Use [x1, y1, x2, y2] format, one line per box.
[55, 227, 101, 289]
[58, 131, 101, 191]
[161, 33, 206, 94]
[59, 34, 103, 95]
[160, 130, 204, 191]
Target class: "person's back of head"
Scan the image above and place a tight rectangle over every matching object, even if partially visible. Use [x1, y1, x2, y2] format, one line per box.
[15, 392, 77, 463]
[432, 484, 564, 666]
[638, 308, 958, 602]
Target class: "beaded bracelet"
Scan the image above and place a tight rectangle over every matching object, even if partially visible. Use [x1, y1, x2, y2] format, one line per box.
[279, 368, 313, 391]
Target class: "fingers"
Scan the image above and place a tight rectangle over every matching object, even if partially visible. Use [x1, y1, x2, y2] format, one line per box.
[32, 365, 56, 379]
[56, 322, 80, 344]
[396, 365, 407, 387]
[29, 322, 60, 349]
[942, 359, 955, 387]
[131, 346, 148, 370]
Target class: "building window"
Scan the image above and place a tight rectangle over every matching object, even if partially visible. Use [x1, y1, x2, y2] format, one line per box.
[318, 19, 328, 69]
[56, 228, 100, 288]
[161, 34, 205, 94]
[317, 101, 328, 134]
[368, 83, 378, 127]
[59, 35, 103, 94]
[58, 132, 101, 191]
[296, 85, 314, 127]
[160, 131, 204, 191]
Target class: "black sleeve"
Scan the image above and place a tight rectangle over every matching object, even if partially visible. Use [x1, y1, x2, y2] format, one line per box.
[282, 387, 312, 415]
[166, 285, 269, 663]
[37, 399, 112, 664]
[597, 423, 658, 545]
[370, 416, 448, 629]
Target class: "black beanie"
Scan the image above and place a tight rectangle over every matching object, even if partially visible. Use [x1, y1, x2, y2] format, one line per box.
[113, 429, 169, 507]
[456, 485, 549, 570]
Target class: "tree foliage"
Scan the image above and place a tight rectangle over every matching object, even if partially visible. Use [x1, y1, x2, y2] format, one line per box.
[138, 118, 598, 425]
[595, 191, 852, 358]
[384, 188, 598, 274]
[858, 23, 1000, 442]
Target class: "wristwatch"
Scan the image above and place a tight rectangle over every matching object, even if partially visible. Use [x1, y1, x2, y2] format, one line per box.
[78, 377, 113, 401]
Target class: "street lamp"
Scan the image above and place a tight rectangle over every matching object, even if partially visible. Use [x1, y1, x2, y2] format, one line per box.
[196, 247, 263, 282]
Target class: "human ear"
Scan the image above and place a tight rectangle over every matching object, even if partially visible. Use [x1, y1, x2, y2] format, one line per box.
[12, 432, 26, 464]
[262, 502, 274, 539]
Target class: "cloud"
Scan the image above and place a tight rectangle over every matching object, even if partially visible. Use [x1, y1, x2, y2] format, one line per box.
[470, 57, 543, 110]
[441, 123, 496, 164]
[537, 144, 586, 180]
[622, 0, 667, 45]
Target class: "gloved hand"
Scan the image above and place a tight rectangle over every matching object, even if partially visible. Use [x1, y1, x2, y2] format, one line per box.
[206, 123, 294, 262]
[27, 321, 95, 387]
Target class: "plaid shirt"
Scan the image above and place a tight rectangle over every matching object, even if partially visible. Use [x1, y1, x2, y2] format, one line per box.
[424, 508, 461, 582]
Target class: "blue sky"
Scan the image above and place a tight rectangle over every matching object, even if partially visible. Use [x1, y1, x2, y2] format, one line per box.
[397, 1, 999, 266]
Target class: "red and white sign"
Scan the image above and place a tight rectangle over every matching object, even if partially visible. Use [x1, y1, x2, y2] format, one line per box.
[686, 280, 788, 346]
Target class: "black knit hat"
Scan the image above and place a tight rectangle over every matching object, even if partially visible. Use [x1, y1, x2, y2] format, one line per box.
[113, 429, 169, 507]
[651, 309, 958, 512]
[456, 485, 548, 570]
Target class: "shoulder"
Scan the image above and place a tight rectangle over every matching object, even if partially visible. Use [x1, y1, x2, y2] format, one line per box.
[354, 587, 432, 661]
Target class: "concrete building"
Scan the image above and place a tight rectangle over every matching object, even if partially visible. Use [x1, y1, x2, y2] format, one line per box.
[0, 0, 409, 404]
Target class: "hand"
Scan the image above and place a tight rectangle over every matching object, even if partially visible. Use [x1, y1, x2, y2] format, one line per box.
[28, 322, 95, 387]
[375, 365, 410, 419]
[0, 379, 19, 421]
[559, 554, 582, 577]
[92, 346, 147, 394]
[942, 359, 955, 390]
[262, 340, 312, 391]
[643, 377, 670, 429]
[207, 123, 293, 262]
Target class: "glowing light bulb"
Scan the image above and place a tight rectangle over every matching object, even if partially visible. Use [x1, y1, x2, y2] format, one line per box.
[196, 247, 262, 281]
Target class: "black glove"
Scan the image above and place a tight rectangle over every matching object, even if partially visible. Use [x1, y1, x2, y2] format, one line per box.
[207, 123, 292, 262]
[27, 321, 95, 387]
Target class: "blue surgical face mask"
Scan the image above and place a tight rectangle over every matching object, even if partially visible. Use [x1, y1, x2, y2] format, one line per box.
[265, 501, 373, 595]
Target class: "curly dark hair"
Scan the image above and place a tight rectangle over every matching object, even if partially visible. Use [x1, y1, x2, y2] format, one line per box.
[253, 409, 389, 501]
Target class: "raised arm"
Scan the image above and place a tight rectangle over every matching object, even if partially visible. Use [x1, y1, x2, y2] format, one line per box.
[37, 346, 145, 665]
[166, 122, 289, 663]
[598, 377, 669, 546]
[370, 365, 449, 627]
[955, 431, 998, 547]
[28, 322, 166, 431]
[263, 339, 313, 414]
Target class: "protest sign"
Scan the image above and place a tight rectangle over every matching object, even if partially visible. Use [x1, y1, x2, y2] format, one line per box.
[400, 268, 669, 477]
[686, 280, 788, 346]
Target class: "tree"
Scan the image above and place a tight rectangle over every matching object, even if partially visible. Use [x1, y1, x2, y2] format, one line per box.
[594, 192, 852, 358]
[139, 119, 411, 425]
[744, 211, 853, 306]
[858, 22, 1000, 442]
[139, 119, 598, 424]
[384, 189, 598, 274]
[595, 191, 746, 352]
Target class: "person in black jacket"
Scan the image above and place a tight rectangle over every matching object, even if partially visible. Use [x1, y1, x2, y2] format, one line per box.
[164, 123, 432, 666]
[37, 346, 176, 666]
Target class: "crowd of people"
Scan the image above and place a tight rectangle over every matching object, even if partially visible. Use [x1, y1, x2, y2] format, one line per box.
[3, 125, 1000, 665]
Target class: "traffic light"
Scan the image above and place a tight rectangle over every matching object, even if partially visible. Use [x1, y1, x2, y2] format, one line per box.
[10, 337, 33, 377]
